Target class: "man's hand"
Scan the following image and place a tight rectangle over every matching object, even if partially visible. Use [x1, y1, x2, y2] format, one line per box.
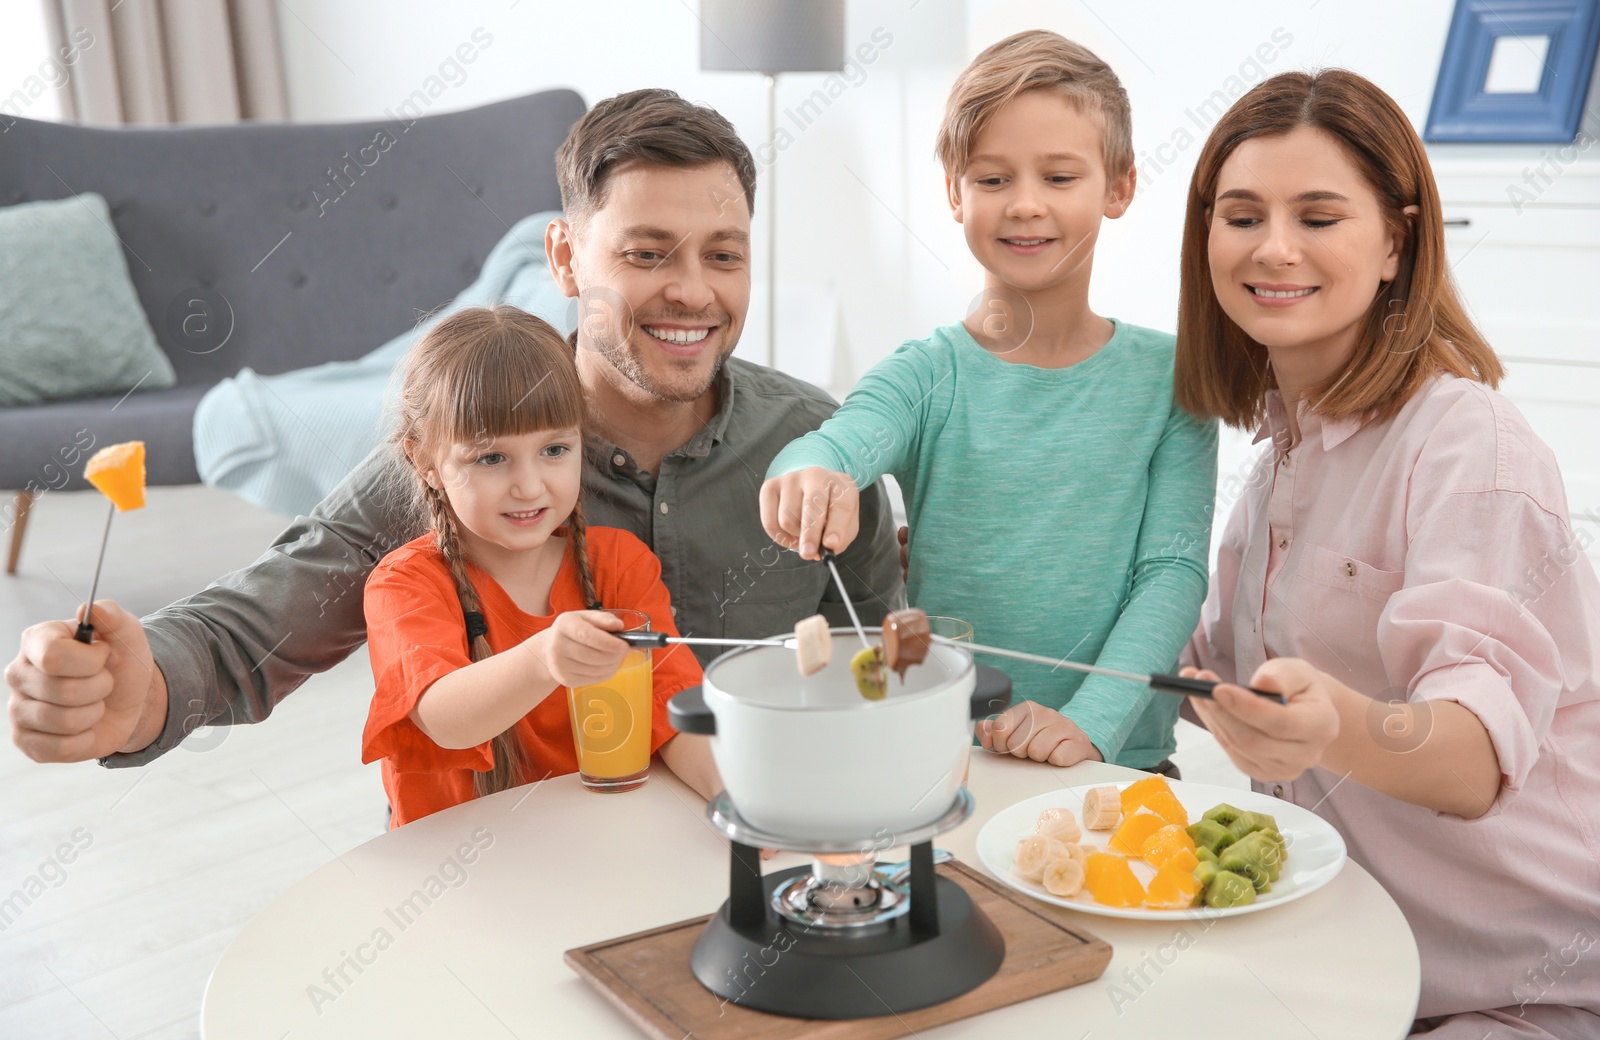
[1183, 658, 1340, 781]
[759, 467, 860, 560]
[7, 600, 165, 762]
[977, 701, 1105, 767]
[529, 610, 631, 688]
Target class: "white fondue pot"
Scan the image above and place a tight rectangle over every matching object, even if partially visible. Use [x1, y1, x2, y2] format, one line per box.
[668, 628, 1012, 843]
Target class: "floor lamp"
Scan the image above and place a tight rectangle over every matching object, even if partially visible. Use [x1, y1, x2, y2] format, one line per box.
[699, 0, 846, 369]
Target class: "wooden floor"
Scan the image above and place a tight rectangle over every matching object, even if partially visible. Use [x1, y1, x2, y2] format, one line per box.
[0, 485, 1244, 1038]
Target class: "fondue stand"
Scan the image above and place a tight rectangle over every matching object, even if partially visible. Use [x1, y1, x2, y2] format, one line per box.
[671, 675, 1011, 1016]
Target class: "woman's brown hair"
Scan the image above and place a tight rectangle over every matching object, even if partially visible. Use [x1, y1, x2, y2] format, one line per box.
[391, 305, 601, 798]
[1174, 69, 1502, 429]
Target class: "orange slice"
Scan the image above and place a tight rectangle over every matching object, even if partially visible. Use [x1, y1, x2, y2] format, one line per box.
[1084, 851, 1145, 907]
[1163, 845, 1201, 874]
[84, 441, 147, 511]
[1121, 775, 1188, 827]
[1139, 823, 1199, 870]
[1108, 809, 1166, 856]
[1145, 861, 1202, 909]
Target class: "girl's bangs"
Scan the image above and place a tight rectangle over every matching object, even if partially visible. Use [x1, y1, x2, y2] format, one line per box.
[435, 334, 584, 447]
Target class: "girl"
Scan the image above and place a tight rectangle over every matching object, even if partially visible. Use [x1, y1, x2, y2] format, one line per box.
[1175, 70, 1600, 1037]
[361, 305, 719, 825]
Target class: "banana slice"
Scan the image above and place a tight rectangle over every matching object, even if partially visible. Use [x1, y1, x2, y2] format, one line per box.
[1013, 835, 1070, 882]
[882, 608, 932, 678]
[1082, 786, 1122, 830]
[1035, 807, 1082, 844]
[1042, 854, 1086, 897]
[792, 614, 831, 677]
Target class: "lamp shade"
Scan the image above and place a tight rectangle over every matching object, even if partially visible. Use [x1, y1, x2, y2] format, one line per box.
[699, 0, 846, 74]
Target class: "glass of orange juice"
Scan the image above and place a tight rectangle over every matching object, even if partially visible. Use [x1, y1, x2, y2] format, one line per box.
[567, 608, 654, 793]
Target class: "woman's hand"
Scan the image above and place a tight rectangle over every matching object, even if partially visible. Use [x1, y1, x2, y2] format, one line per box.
[977, 701, 1104, 767]
[1184, 658, 1342, 781]
[758, 467, 860, 560]
[530, 610, 630, 689]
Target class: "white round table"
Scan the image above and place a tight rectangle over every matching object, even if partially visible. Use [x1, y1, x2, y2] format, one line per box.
[202, 754, 1420, 1038]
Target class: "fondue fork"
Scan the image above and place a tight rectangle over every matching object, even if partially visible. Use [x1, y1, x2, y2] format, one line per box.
[616, 632, 795, 650]
[939, 637, 1287, 704]
[818, 548, 873, 650]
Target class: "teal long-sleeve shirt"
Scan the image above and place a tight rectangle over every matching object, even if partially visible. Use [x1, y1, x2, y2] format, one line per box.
[767, 320, 1218, 767]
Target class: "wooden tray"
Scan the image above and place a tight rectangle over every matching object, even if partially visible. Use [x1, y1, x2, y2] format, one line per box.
[565, 858, 1112, 1039]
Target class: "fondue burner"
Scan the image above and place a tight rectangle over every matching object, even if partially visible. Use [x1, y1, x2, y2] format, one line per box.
[690, 788, 1006, 1020]
[771, 850, 909, 929]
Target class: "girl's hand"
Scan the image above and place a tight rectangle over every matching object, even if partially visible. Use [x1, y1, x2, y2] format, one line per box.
[1184, 658, 1342, 781]
[759, 467, 860, 560]
[530, 611, 630, 688]
[976, 701, 1104, 767]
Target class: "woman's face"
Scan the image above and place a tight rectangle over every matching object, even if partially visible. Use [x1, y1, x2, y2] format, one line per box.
[1207, 126, 1407, 376]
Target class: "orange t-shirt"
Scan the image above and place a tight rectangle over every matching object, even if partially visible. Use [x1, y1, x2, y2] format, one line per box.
[360, 527, 702, 826]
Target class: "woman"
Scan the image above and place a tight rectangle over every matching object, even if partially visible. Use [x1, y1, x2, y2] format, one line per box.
[1175, 69, 1600, 1038]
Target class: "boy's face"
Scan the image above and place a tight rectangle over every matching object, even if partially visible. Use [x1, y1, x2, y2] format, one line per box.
[947, 89, 1133, 296]
[547, 162, 751, 404]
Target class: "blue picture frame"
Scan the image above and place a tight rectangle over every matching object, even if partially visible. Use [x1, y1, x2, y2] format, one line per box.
[1425, 0, 1600, 142]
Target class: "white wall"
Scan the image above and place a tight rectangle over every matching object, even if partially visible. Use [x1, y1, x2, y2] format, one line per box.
[274, 0, 1600, 557]
[272, 0, 1515, 383]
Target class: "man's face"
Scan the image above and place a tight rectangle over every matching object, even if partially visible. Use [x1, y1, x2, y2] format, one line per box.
[555, 161, 751, 403]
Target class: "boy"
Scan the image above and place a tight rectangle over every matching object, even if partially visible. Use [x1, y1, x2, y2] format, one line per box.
[760, 31, 1217, 771]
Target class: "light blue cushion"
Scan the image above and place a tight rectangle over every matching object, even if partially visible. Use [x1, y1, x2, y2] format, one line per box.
[0, 193, 176, 406]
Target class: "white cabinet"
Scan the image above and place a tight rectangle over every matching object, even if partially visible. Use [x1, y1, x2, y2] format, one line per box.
[1434, 159, 1600, 557]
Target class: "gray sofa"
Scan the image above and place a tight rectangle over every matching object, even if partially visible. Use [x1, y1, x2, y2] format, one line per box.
[0, 88, 586, 572]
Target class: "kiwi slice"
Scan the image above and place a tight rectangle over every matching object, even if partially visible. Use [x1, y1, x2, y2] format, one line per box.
[1218, 838, 1273, 893]
[1195, 845, 1219, 865]
[1193, 860, 1220, 889]
[1202, 803, 1246, 828]
[1205, 870, 1257, 908]
[850, 645, 888, 700]
[1187, 819, 1235, 854]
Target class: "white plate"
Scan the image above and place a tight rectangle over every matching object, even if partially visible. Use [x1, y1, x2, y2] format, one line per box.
[975, 780, 1347, 920]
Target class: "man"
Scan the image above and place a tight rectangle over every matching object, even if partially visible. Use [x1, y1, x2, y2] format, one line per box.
[7, 89, 903, 766]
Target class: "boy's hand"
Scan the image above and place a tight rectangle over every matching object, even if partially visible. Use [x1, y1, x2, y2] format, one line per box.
[1183, 660, 1339, 781]
[7, 600, 164, 762]
[759, 467, 860, 560]
[977, 701, 1105, 767]
[531, 611, 631, 688]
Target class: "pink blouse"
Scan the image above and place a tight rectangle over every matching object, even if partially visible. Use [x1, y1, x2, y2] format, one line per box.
[1186, 374, 1600, 1021]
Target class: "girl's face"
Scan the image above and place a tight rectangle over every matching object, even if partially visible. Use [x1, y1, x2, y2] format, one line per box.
[423, 427, 583, 566]
[1207, 126, 1408, 374]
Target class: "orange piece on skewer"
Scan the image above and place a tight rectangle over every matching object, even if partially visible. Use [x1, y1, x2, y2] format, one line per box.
[84, 441, 147, 511]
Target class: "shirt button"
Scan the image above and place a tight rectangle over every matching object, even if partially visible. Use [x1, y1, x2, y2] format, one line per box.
[1272, 784, 1286, 798]
[659, 502, 670, 514]
[612, 453, 626, 467]
[1344, 561, 1357, 577]
[1277, 538, 1288, 550]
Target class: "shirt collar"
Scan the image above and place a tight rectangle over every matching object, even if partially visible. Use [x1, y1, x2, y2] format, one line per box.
[580, 347, 736, 470]
[1253, 390, 1368, 452]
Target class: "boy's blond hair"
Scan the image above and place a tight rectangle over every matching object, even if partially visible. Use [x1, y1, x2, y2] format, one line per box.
[936, 30, 1133, 188]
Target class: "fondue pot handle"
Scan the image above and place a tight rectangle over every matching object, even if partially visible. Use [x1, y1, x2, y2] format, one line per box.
[971, 665, 1013, 719]
[667, 686, 717, 735]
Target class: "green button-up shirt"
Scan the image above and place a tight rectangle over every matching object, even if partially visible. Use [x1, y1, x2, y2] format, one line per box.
[106, 357, 904, 766]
